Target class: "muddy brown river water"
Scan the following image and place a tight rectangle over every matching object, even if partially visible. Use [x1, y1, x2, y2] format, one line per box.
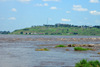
[0, 35, 100, 67]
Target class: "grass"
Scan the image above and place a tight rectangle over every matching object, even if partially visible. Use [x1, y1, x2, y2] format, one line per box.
[98, 52, 100, 54]
[74, 47, 90, 51]
[35, 48, 49, 51]
[75, 59, 100, 67]
[72, 44, 76, 47]
[55, 45, 67, 48]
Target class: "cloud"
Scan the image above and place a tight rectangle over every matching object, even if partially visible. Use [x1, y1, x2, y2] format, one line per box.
[72, 5, 88, 11]
[90, 0, 99, 3]
[43, 0, 60, 2]
[18, 0, 31, 2]
[8, 17, 16, 20]
[90, 10, 100, 15]
[35, 3, 48, 7]
[44, 3, 48, 6]
[12, 8, 17, 12]
[50, 7, 57, 10]
[66, 11, 70, 13]
[62, 18, 71, 22]
[35, 4, 43, 7]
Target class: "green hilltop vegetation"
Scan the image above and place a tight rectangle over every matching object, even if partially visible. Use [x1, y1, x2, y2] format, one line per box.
[11, 23, 100, 36]
[0, 31, 10, 34]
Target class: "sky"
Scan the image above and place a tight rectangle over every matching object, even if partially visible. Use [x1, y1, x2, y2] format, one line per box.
[0, 0, 100, 31]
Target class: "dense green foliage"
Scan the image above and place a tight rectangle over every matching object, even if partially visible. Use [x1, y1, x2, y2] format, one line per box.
[75, 59, 100, 67]
[55, 45, 67, 48]
[11, 24, 100, 35]
[74, 47, 90, 51]
[0, 31, 10, 34]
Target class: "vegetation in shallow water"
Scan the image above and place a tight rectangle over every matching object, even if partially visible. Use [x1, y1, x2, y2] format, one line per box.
[55, 45, 67, 48]
[75, 59, 100, 67]
[35, 48, 49, 51]
[74, 47, 90, 51]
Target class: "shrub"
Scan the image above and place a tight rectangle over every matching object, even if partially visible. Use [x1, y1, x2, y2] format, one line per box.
[74, 47, 90, 51]
[75, 59, 100, 67]
[35, 48, 49, 51]
[55, 45, 67, 48]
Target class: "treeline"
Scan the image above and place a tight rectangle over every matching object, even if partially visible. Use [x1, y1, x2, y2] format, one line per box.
[0, 31, 10, 34]
[43, 23, 100, 28]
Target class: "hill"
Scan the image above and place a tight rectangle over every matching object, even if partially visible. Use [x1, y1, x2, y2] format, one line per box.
[11, 23, 100, 36]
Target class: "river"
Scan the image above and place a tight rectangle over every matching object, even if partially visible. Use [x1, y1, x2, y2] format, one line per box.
[0, 35, 100, 67]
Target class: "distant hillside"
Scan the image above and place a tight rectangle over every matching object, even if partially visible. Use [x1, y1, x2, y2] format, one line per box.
[11, 23, 100, 36]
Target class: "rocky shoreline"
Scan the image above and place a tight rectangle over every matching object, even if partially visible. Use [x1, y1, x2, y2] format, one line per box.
[0, 37, 100, 42]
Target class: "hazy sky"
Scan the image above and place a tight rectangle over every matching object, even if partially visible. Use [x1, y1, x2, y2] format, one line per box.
[0, 0, 100, 31]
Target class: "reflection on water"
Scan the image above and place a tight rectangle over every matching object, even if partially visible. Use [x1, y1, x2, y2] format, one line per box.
[0, 35, 100, 67]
